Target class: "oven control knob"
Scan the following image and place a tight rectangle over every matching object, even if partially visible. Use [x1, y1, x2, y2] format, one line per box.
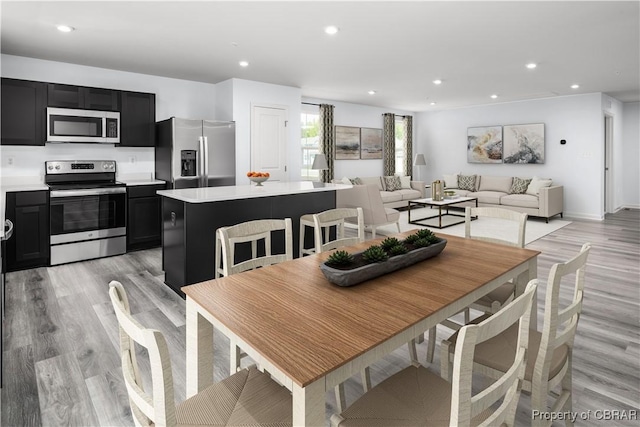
[48, 165, 53, 170]
[103, 164, 108, 169]
[55, 165, 61, 170]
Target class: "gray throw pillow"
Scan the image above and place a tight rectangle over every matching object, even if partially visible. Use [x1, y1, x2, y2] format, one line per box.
[509, 177, 532, 194]
[383, 175, 402, 191]
[458, 174, 477, 191]
[350, 177, 364, 185]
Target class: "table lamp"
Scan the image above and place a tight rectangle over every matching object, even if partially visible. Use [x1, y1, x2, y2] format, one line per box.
[414, 153, 426, 181]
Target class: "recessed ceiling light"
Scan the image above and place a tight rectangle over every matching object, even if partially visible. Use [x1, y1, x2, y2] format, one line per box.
[368, 90, 376, 95]
[490, 94, 498, 99]
[526, 63, 537, 69]
[570, 84, 580, 89]
[239, 61, 249, 67]
[433, 79, 442, 85]
[56, 25, 74, 33]
[325, 26, 339, 35]
[430, 102, 436, 106]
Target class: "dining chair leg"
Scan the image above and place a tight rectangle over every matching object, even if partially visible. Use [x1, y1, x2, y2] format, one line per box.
[408, 339, 418, 364]
[230, 340, 242, 373]
[361, 367, 372, 392]
[395, 222, 401, 233]
[334, 384, 347, 413]
[426, 327, 436, 363]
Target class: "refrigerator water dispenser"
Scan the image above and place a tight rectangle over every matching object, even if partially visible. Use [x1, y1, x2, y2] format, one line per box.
[181, 150, 196, 177]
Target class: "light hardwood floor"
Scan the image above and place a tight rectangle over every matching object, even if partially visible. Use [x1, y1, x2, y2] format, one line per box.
[1, 209, 639, 426]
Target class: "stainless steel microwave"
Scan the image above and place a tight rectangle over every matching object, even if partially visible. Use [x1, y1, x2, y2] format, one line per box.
[46, 107, 120, 143]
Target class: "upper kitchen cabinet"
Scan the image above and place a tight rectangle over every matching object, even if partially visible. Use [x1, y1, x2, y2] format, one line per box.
[48, 83, 120, 111]
[120, 90, 156, 147]
[1, 78, 47, 146]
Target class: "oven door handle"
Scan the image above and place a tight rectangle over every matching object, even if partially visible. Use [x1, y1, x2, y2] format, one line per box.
[50, 187, 127, 198]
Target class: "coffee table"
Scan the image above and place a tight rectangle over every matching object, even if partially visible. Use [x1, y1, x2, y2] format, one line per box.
[408, 196, 478, 229]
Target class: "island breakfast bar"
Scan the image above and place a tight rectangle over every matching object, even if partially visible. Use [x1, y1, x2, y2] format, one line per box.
[158, 181, 351, 295]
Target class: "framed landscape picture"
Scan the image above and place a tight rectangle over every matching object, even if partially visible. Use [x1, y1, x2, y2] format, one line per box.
[503, 123, 545, 164]
[335, 126, 360, 159]
[360, 127, 383, 159]
[467, 126, 503, 163]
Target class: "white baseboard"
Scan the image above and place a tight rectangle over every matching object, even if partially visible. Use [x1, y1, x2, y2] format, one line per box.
[564, 212, 604, 221]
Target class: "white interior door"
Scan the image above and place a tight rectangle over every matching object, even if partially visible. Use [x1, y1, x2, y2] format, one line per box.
[251, 105, 288, 181]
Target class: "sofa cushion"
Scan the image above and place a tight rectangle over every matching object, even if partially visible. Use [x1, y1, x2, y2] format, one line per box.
[360, 176, 384, 191]
[509, 177, 532, 194]
[400, 175, 412, 189]
[478, 175, 512, 193]
[380, 191, 403, 204]
[453, 189, 473, 197]
[526, 176, 553, 195]
[383, 175, 402, 191]
[443, 173, 459, 189]
[470, 191, 504, 205]
[458, 174, 477, 191]
[350, 177, 364, 185]
[397, 189, 422, 201]
[501, 194, 539, 209]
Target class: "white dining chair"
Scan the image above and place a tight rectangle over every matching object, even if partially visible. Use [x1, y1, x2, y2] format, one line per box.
[214, 218, 293, 372]
[108, 280, 292, 427]
[312, 207, 365, 253]
[422, 206, 528, 364]
[441, 243, 591, 427]
[331, 281, 537, 427]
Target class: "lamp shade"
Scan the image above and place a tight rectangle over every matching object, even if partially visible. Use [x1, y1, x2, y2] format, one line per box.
[311, 154, 329, 170]
[414, 153, 426, 166]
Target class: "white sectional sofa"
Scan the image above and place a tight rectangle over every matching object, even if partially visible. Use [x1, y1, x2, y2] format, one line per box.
[442, 174, 564, 222]
[335, 176, 426, 209]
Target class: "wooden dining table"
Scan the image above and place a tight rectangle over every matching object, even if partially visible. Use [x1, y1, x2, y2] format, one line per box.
[183, 231, 539, 426]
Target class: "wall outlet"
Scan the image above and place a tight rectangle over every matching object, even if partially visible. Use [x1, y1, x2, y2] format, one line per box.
[129, 156, 136, 164]
[7, 156, 14, 166]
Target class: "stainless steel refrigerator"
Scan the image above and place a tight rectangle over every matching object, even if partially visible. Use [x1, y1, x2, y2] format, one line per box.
[155, 118, 236, 189]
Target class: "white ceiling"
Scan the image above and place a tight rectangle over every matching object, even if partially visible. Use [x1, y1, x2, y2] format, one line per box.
[1, 1, 638, 112]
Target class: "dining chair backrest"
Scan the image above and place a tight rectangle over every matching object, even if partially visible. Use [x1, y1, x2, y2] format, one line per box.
[215, 218, 293, 278]
[452, 280, 537, 426]
[465, 207, 527, 248]
[530, 242, 591, 418]
[109, 280, 176, 427]
[312, 207, 364, 253]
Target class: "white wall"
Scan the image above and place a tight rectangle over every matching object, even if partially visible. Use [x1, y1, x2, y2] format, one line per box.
[0, 54, 217, 180]
[602, 94, 625, 213]
[415, 94, 608, 220]
[228, 79, 302, 184]
[622, 102, 640, 208]
[302, 97, 416, 179]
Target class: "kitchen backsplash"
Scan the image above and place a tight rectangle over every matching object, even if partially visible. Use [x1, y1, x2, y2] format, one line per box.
[0, 144, 155, 181]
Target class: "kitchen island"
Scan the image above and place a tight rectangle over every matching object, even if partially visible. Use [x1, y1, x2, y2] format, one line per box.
[158, 181, 351, 295]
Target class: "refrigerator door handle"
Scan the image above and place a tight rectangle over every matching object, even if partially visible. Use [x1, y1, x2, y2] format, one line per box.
[203, 136, 209, 186]
[198, 136, 206, 187]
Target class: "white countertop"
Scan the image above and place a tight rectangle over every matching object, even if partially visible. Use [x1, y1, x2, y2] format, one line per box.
[119, 178, 166, 186]
[157, 181, 352, 203]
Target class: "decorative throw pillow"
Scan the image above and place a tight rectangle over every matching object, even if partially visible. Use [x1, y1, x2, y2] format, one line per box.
[340, 176, 351, 185]
[383, 175, 402, 191]
[458, 174, 477, 191]
[399, 175, 412, 189]
[526, 176, 553, 195]
[443, 173, 460, 189]
[350, 177, 364, 185]
[509, 177, 532, 194]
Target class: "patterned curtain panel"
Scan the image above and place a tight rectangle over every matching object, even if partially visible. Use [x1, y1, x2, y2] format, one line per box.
[404, 115, 413, 178]
[382, 113, 395, 176]
[319, 104, 335, 183]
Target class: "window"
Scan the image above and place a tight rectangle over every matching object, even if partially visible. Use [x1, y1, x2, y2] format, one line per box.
[395, 117, 407, 176]
[301, 107, 320, 181]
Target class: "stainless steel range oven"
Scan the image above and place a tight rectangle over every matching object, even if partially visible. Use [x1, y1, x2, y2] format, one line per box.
[46, 160, 126, 265]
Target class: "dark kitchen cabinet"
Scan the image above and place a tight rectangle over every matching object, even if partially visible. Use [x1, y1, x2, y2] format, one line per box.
[48, 83, 120, 111]
[4, 191, 50, 271]
[1, 78, 47, 146]
[127, 184, 164, 251]
[120, 91, 156, 147]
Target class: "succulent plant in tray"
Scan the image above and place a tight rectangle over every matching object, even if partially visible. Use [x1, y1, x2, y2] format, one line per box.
[362, 245, 389, 264]
[325, 250, 354, 267]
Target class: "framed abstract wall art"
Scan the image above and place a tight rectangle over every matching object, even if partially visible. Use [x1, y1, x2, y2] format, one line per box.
[335, 126, 361, 160]
[503, 123, 545, 164]
[467, 126, 503, 163]
[360, 127, 383, 159]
